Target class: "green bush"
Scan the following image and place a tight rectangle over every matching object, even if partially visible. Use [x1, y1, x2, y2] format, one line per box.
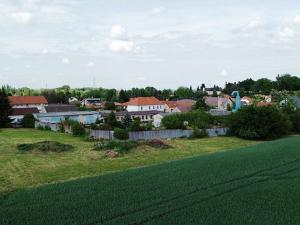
[189, 129, 208, 139]
[162, 111, 210, 129]
[44, 125, 51, 131]
[63, 120, 85, 136]
[228, 105, 291, 140]
[94, 140, 138, 153]
[72, 122, 85, 136]
[129, 119, 145, 131]
[22, 114, 35, 128]
[286, 109, 300, 133]
[37, 125, 44, 130]
[114, 128, 129, 140]
[17, 141, 73, 153]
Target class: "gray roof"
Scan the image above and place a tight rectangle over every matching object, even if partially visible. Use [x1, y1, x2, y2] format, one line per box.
[290, 96, 300, 108]
[34, 111, 99, 118]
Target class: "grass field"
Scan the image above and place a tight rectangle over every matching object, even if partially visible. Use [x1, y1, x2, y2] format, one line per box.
[0, 136, 299, 225]
[0, 129, 257, 193]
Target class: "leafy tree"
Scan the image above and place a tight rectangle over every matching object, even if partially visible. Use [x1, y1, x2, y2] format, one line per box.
[276, 74, 300, 91]
[103, 102, 116, 110]
[251, 78, 274, 95]
[122, 112, 132, 128]
[193, 97, 209, 111]
[114, 128, 129, 140]
[22, 114, 35, 128]
[106, 112, 119, 128]
[119, 89, 129, 102]
[228, 105, 291, 139]
[0, 87, 12, 127]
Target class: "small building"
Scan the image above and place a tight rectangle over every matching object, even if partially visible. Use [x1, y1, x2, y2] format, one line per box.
[204, 96, 233, 110]
[123, 97, 165, 112]
[81, 98, 102, 109]
[290, 96, 300, 108]
[205, 87, 222, 96]
[10, 108, 40, 127]
[8, 96, 48, 110]
[163, 99, 196, 113]
[34, 111, 101, 131]
[101, 110, 161, 123]
[241, 96, 253, 106]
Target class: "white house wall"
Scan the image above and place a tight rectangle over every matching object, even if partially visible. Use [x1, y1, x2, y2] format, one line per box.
[127, 105, 165, 112]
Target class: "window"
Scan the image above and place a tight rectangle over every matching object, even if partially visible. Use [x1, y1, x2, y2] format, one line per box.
[142, 116, 144, 120]
[141, 106, 143, 110]
[149, 106, 151, 110]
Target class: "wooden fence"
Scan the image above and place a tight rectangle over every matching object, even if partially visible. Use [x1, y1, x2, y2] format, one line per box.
[90, 128, 229, 140]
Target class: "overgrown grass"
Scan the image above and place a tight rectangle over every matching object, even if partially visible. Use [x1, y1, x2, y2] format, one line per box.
[17, 141, 73, 152]
[0, 129, 258, 193]
[0, 136, 299, 225]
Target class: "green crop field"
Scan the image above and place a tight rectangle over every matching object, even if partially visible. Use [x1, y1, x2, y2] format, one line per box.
[1, 135, 299, 225]
[0, 129, 257, 193]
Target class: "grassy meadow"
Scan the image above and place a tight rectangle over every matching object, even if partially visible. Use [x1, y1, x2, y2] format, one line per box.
[0, 129, 258, 193]
[1, 135, 299, 225]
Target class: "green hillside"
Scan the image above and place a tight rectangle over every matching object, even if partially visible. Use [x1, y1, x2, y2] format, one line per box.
[1, 136, 300, 225]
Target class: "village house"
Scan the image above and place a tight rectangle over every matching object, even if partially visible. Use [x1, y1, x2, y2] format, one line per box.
[241, 96, 253, 106]
[101, 110, 161, 123]
[8, 96, 48, 126]
[204, 96, 233, 110]
[204, 87, 222, 96]
[163, 99, 196, 113]
[8, 96, 48, 110]
[81, 98, 102, 109]
[123, 97, 165, 112]
[34, 111, 101, 131]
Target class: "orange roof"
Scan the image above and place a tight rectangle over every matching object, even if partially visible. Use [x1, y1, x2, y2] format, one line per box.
[124, 97, 162, 106]
[9, 96, 48, 105]
[161, 100, 178, 108]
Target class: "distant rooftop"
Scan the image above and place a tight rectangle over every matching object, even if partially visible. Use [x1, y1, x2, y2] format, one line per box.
[34, 111, 99, 118]
[9, 96, 48, 105]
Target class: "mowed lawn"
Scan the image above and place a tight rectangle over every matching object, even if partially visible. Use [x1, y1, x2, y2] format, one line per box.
[0, 129, 258, 193]
[1, 136, 299, 225]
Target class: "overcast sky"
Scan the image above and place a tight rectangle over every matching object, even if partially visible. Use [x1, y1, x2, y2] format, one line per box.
[0, 0, 300, 89]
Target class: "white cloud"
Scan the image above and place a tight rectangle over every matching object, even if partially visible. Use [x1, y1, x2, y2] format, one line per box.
[150, 7, 165, 15]
[111, 25, 127, 39]
[247, 18, 264, 29]
[278, 27, 295, 38]
[87, 62, 95, 67]
[61, 57, 70, 64]
[294, 15, 300, 24]
[136, 76, 147, 81]
[25, 64, 31, 69]
[220, 69, 228, 77]
[10, 12, 33, 24]
[110, 40, 134, 52]
[42, 48, 49, 54]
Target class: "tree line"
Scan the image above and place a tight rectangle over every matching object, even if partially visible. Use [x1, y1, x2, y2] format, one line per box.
[1, 74, 300, 104]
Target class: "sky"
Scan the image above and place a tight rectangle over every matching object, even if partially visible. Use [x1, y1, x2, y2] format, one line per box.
[0, 0, 300, 89]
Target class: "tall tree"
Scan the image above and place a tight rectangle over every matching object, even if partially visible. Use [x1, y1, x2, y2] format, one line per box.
[0, 87, 12, 127]
[122, 112, 132, 128]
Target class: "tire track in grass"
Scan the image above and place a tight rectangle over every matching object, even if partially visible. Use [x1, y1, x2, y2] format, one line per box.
[133, 169, 300, 225]
[83, 158, 300, 225]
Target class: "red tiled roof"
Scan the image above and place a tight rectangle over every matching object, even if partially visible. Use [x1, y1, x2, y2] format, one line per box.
[124, 97, 163, 106]
[162, 100, 178, 108]
[11, 108, 39, 116]
[9, 96, 48, 105]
